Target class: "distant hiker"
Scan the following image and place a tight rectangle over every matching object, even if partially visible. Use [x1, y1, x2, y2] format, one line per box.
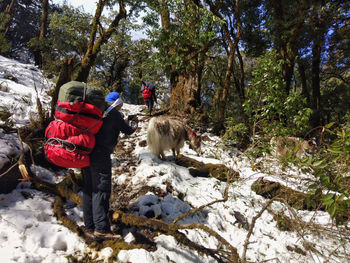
[81, 92, 138, 240]
[141, 80, 157, 116]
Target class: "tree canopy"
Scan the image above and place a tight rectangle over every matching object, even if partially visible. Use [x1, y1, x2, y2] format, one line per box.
[0, 0, 349, 135]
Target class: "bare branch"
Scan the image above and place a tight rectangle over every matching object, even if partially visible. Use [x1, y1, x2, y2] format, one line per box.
[171, 169, 234, 224]
[241, 198, 276, 263]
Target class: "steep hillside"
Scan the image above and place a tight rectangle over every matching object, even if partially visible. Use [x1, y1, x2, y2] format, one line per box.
[0, 56, 349, 263]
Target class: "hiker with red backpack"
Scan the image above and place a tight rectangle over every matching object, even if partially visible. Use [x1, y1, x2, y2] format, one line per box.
[44, 82, 138, 240]
[81, 91, 138, 240]
[141, 80, 157, 116]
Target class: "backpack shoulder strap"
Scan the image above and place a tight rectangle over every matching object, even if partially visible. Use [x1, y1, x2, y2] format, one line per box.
[103, 97, 122, 118]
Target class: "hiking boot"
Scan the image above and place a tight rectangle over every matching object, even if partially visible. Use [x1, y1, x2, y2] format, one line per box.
[84, 231, 96, 240]
[93, 231, 121, 241]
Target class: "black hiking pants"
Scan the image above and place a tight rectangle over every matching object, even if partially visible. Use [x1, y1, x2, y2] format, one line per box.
[81, 149, 112, 233]
[144, 98, 154, 115]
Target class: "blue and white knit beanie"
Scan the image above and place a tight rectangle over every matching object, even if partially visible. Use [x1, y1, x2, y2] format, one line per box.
[106, 92, 123, 107]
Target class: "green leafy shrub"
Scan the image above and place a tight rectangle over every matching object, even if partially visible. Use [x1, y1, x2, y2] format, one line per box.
[222, 121, 249, 146]
[224, 49, 313, 159]
[243, 49, 312, 137]
[306, 122, 350, 224]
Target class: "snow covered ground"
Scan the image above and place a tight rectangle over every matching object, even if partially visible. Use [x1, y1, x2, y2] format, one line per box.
[0, 55, 349, 263]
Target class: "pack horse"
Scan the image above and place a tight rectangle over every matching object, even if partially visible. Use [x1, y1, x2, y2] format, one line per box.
[147, 116, 201, 160]
[270, 136, 317, 158]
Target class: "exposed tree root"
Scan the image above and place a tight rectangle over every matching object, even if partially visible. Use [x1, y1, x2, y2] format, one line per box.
[53, 191, 147, 260]
[111, 169, 240, 262]
[175, 154, 239, 181]
[54, 196, 84, 236]
[112, 210, 240, 263]
[31, 172, 82, 207]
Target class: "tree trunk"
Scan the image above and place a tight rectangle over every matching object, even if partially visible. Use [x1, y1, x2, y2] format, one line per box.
[51, 55, 76, 118]
[207, 0, 242, 134]
[170, 69, 201, 114]
[162, 1, 203, 115]
[4, 0, 16, 36]
[236, 45, 245, 102]
[233, 46, 249, 127]
[213, 48, 234, 133]
[310, 4, 326, 128]
[75, 0, 126, 82]
[310, 29, 324, 127]
[297, 60, 310, 104]
[40, 0, 48, 39]
[34, 0, 48, 68]
[269, 0, 308, 94]
[283, 55, 295, 94]
[159, 1, 178, 92]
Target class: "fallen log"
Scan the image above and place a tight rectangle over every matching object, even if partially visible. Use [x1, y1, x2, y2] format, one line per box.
[251, 177, 350, 223]
[112, 210, 240, 263]
[251, 177, 323, 210]
[31, 171, 82, 207]
[175, 154, 239, 181]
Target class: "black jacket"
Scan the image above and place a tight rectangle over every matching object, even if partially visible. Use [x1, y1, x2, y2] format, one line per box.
[93, 107, 136, 155]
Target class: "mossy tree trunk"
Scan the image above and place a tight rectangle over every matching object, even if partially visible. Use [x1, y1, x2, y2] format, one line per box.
[50, 54, 76, 118]
[204, 0, 243, 134]
[75, 0, 126, 82]
[170, 68, 202, 115]
[157, 0, 214, 117]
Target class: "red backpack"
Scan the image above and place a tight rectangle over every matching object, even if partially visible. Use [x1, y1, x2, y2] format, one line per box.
[44, 81, 106, 168]
[142, 85, 152, 99]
